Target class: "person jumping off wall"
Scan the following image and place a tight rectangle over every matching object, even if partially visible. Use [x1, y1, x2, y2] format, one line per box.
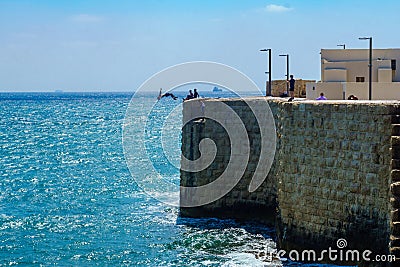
[157, 88, 178, 100]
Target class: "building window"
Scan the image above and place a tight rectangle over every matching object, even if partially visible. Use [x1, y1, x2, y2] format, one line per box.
[392, 59, 397, 70]
[356, 77, 365, 82]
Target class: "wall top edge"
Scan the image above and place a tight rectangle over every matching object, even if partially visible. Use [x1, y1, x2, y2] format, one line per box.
[186, 97, 400, 106]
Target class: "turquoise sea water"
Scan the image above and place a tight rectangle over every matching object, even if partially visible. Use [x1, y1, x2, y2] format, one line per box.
[0, 92, 340, 266]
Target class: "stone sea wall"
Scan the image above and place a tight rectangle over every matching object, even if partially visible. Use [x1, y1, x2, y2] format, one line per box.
[180, 99, 279, 222]
[180, 97, 400, 263]
[275, 100, 393, 255]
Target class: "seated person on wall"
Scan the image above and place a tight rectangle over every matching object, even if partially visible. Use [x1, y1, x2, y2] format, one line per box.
[193, 88, 199, 98]
[280, 92, 289, 97]
[183, 90, 194, 101]
[348, 95, 359, 100]
[316, 92, 327, 100]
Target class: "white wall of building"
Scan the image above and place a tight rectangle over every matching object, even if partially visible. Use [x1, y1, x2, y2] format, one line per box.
[344, 83, 369, 100]
[378, 68, 392, 82]
[306, 82, 343, 100]
[324, 69, 347, 82]
[373, 83, 400, 100]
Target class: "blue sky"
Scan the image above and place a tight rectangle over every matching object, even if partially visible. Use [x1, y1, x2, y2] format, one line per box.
[1, 0, 399, 91]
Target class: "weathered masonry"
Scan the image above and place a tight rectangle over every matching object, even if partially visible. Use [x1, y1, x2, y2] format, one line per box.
[180, 97, 400, 265]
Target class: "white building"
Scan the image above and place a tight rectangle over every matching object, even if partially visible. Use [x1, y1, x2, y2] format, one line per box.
[306, 49, 400, 100]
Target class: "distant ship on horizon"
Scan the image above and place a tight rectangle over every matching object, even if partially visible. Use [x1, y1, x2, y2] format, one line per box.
[212, 86, 222, 92]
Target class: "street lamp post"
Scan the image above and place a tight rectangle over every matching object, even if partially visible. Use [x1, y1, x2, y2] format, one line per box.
[279, 54, 289, 95]
[359, 37, 373, 100]
[260, 49, 272, 96]
[337, 44, 346, 49]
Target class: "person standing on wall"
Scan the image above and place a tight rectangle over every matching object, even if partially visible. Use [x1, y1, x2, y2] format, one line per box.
[288, 75, 295, 101]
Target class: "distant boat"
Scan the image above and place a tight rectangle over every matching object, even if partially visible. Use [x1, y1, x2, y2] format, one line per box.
[54, 90, 63, 93]
[212, 86, 222, 92]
